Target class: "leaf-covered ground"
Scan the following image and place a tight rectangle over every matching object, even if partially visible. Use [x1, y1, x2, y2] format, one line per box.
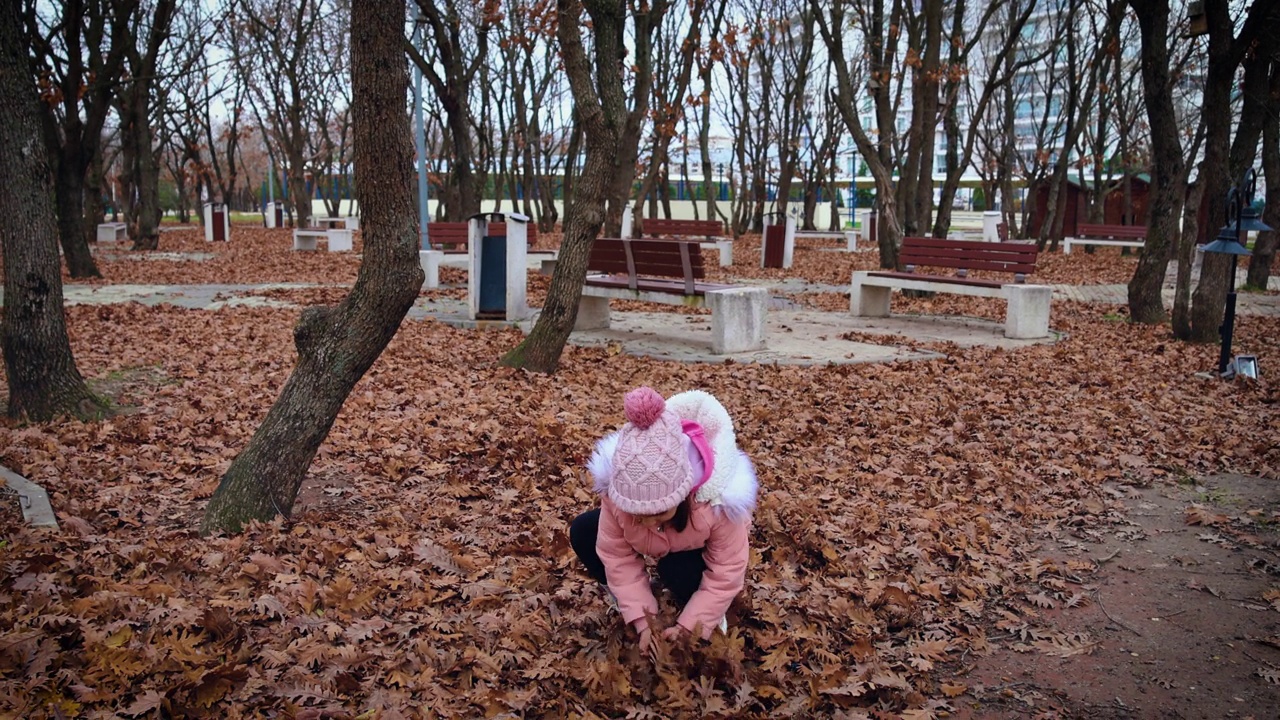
[0, 226, 1277, 718]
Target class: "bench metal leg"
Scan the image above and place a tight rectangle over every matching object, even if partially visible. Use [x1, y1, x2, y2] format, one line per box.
[850, 272, 891, 317]
[707, 287, 767, 354]
[419, 250, 444, 289]
[575, 295, 611, 330]
[1004, 285, 1052, 339]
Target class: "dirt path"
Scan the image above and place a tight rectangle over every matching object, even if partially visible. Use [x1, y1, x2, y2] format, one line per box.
[952, 474, 1280, 719]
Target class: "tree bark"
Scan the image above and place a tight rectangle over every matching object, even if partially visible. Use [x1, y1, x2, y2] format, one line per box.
[1126, 0, 1183, 324]
[201, 0, 423, 535]
[0, 1, 108, 421]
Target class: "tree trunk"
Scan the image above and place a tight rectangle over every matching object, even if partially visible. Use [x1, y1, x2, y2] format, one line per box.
[1172, 178, 1205, 336]
[1126, 0, 1183, 324]
[201, 0, 423, 535]
[0, 1, 108, 421]
[1245, 87, 1278, 289]
[499, 0, 661, 372]
[1188, 0, 1272, 341]
[54, 147, 102, 278]
[84, 148, 107, 245]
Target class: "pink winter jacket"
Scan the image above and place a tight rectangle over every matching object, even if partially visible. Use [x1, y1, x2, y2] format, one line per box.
[597, 495, 751, 638]
[588, 390, 758, 640]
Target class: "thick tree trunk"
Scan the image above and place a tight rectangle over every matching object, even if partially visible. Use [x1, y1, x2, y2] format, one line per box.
[0, 2, 108, 421]
[1126, 0, 1183, 324]
[201, 0, 422, 535]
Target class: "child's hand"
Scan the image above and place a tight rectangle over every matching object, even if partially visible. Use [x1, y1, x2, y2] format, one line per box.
[637, 626, 654, 656]
[661, 625, 689, 642]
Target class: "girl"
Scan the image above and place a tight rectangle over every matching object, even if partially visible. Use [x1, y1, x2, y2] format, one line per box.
[569, 386, 758, 648]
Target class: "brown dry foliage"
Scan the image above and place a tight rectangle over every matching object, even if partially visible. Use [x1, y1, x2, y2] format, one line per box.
[0, 224, 1276, 718]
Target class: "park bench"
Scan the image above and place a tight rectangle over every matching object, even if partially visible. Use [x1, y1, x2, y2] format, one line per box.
[96, 222, 127, 242]
[1062, 223, 1145, 254]
[850, 237, 1052, 339]
[639, 218, 733, 267]
[576, 237, 768, 354]
[292, 227, 354, 252]
[316, 215, 360, 231]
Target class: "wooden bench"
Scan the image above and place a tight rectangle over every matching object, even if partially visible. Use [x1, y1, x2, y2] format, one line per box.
[1063, 223, 1145, 254]
[577, 237, 767, 354]
[850, 237, 1052, 339]
[96, 222, 127, 242]
[795, 228, 859, 250]
[639, 218, 733, 266]
[292, 227, 353, 252]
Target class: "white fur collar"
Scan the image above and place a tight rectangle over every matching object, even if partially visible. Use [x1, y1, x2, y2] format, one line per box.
[587, 391, 758, 522]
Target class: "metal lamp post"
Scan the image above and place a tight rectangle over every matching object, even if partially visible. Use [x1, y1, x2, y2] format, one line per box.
[1202, 168, 1271, 377]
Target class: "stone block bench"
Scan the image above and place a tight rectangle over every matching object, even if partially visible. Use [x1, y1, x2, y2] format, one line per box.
[1063, 223, 1145, 253]
[293, 227, 353, 252]
[577, 237, 767, 354]
[97, 222, 127, 242]
[850, 237, 1052, 339]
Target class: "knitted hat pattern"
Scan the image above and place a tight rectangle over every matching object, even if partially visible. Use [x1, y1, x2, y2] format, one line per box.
[607, 387, 694, 516]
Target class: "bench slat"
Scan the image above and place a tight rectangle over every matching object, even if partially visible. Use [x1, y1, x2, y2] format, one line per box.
[867, 271, 1006, 289]
[584, 274, 735, 296]
[1077, 223, 1145, 239]
[644, 219, 723, 237]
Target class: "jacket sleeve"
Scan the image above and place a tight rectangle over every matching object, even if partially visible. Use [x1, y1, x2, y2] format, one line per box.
[677, 512, 750, 638]
[596, 501, 659, 632]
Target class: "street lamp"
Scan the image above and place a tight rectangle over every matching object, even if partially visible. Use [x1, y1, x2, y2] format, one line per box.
[1202, 167, 1271, 378]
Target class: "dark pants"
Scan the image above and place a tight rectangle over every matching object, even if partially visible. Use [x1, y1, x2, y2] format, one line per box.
[569, 508, 706, 606]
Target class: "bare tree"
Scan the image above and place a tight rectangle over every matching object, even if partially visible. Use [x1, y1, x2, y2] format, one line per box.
[25, 0, 138, 278]
[115, 0, 177, 250]
[202, 0, 423, 535]
[499, 0, 680, 372]
[1, 0, 109, 421]
[406, 0, 494, 221]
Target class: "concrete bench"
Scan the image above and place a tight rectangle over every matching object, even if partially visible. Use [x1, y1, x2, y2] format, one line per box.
[293, 227, 353, 252]
[315, 216, 361, 231]
[576, 237, 767, 354]
[850, 237, 1051, 339]
[97, 222, 127, 242]
[1063, 223, 1145, 253]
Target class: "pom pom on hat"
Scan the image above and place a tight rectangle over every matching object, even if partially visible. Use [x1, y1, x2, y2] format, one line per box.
[607, 387, 694, 515]
[624, 386, 666, 429]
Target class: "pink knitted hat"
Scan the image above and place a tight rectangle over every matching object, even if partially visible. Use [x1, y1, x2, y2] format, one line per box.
[607, 387, 694, 515]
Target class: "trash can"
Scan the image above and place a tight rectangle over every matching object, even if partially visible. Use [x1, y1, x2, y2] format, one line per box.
[467, 212, 530, 321]
[866, 209, 878, 247]
[204, 202, 229, 242]
[761, 211, 792, 269]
